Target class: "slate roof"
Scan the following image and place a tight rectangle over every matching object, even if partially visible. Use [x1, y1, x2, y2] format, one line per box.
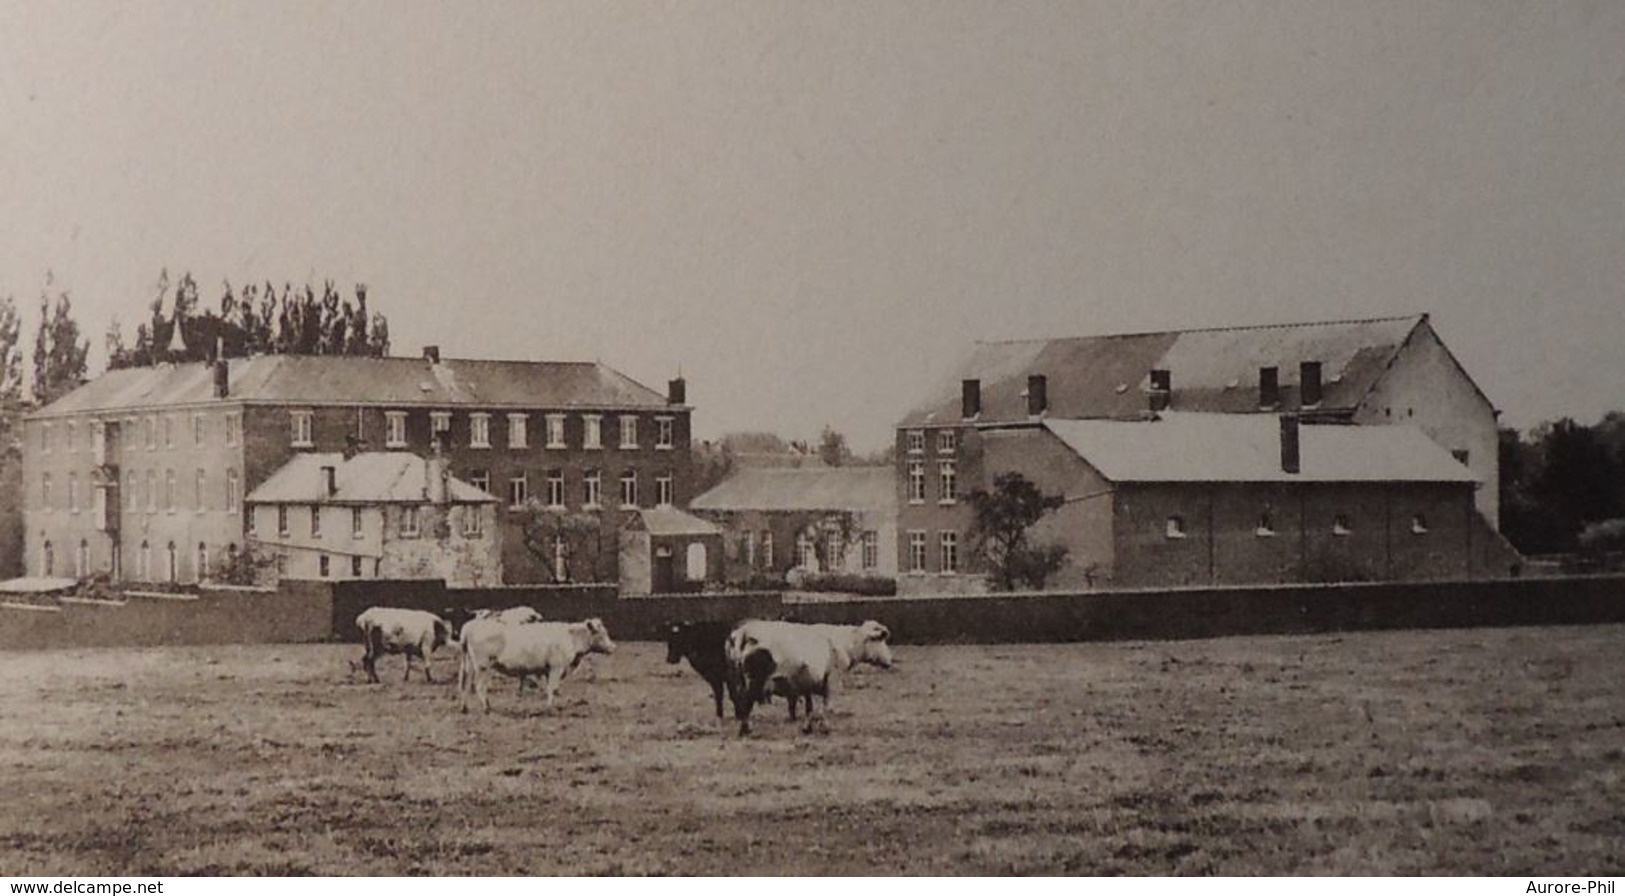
[1043, 414, 1479, 484]
[690, 467, 896, 514]
[627, 506, 724, 537]
[246, 452, 499, 504]
[902, 314, 1427, 426]
[31, 354, 671, 417]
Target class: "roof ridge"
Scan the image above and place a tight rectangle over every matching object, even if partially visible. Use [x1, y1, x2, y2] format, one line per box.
[977, 312, 1426, 346]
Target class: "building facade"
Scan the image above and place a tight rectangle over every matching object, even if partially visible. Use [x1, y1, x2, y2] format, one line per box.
[21, 350, 693, 585]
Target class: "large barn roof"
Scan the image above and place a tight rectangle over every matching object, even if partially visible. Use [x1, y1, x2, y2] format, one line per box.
[246, 452, 498, 505]
[31, 354, 671, 417]
[690, 466, 896, 514]
[1043, 414, 1479, 484]
[901, 314, 1428, 426]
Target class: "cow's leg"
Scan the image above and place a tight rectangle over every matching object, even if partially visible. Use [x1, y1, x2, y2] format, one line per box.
[362, 629, 383, 684]
[710, 679, 725, 720]
[543, 665, 566, 712]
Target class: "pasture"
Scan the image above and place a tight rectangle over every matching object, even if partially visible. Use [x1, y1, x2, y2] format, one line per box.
[0, 624, 1620, 875]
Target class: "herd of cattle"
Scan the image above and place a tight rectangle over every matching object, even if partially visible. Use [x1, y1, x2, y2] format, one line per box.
[352, 606, 896, 734]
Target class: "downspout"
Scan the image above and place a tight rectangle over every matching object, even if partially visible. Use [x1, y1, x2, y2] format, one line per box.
[1384, 489, 1393, 579]
[1206, 486, 1216, 584]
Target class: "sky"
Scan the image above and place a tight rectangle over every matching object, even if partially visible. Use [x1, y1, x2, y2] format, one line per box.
[2, 1, 1622, 453]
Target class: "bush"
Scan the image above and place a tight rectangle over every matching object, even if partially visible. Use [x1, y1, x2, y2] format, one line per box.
[797, 572, 897, 596]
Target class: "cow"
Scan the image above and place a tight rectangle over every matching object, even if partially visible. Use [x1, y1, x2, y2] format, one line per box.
[440, 605, 543, 639]
[726, 619, 893, 735]
[460, 617, 617, 714]
[354, 607, 454, 684]
[665, 620, 748, 720]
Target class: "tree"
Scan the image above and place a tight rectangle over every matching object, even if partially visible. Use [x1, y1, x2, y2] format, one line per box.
[817, 425, 852, 467]
[966, 472, 1069, 591]
[31, 282, 90, 406]
[0, 294, 25, 576]
[0, 295, 22, 404]
[515, 503, 615, 583]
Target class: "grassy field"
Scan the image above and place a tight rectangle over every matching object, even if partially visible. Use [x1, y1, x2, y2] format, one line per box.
[0, 624, 1621, 876]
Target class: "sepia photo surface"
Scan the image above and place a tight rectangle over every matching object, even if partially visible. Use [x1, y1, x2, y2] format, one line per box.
[1, 1, 1622, 877]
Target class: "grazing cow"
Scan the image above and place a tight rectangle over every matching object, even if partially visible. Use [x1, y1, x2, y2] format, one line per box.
[665, 620, 748, 720]
[460, 618, 617, 713]
[726, 619, 893, 735]
[355, 607, 453, 684]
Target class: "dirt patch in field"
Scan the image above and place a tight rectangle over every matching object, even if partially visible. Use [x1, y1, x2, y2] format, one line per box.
[0, 626, 1621, 874]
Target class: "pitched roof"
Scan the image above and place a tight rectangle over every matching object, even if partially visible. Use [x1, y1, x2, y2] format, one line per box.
[246, 452, 498, 504]
[1043, 414, 1479, 484]
[32, 354, 671, 417]
[690, 466, 896, 513]
[901, 314, 1426, 426]
[627, 506, 724, 537]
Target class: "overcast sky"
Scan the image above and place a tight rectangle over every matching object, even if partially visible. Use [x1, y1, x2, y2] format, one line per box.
[2, 1, 1622, 451]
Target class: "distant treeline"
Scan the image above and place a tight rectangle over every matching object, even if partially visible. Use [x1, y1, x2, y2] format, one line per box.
[1501, 414, 1625, 556]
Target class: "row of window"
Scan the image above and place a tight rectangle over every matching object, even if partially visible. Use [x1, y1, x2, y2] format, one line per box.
[291, 409, 676, 451]
[480, 468, 675, 510]
[38, 469, 242, 515]
[906, 460, 956, 504]
[904, 530, 959, 574]
[38, 537, 241, 583]
[253, 504, 484, 541]
[39, 413, 242, 456]
[734, 530, 882, 571]
[1163, 512, 1434, 539]
[905, 429, 958, 456]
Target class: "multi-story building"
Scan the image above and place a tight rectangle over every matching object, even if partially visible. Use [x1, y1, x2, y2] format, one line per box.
[245, 450, 501, 586]
[21, 348, 695, 585]
[690, 466, 897, 583]
[895, 314, 1518, 592]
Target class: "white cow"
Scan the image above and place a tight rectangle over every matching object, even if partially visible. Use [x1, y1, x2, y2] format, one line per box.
[355, 607, 454, 683]
[450, 607, 550, 697]
[459, 618, 617, 713]
[726, 619, 893, 734]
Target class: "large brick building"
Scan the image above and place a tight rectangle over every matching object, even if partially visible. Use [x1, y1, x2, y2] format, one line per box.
[20, 349, 695, 585]
[895, 314, 1518, 592]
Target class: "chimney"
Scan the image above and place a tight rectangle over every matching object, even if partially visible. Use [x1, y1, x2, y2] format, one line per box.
[1149, 369, 1171, 412]
[1300, 361, 1323, 407]
[1279, 413, 1301, 475]
[320, 465, 337, 498]
[212, 359, 229, 399]
[667, 377, 686, 406]
[427, 436, 448, 504]
[1026, 374, 1048, 417]
[1259, 366, 1280, 408]
[961, 379, 981, 419]
[422, 345, 440, 364]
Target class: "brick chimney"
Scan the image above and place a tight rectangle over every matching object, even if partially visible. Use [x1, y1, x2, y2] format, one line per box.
[212, 359, 229, 399]
[422, 345, 440, 364]
[1259, 366, 1280, 408]
[1149, 369, 1171, 412]
[961, 379, 981, 419]
[668, 377, 686, 406]
[1300, 360, 1323, 407]
[426, 435, 448, 504]
[1026, 374, 1048, 417]
[1279, 413, 1301, 475]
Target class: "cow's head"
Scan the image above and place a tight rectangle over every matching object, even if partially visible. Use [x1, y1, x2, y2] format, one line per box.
[583, 617, 617, 655]
[853, 619, 894, 669]
[431, 616, 453, 651]
[440, 607, 478, 639]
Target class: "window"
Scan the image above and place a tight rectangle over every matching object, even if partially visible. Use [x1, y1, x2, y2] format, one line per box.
[469, 469, 490, 496]
[225, 412, 241, 446]
[351, 556, 364, 577]
[508, 474, 528, 508]
[195, 469, 206, 513]
[1166, 516, 1187, 539]
[144, 416, 156, 449]
[938, 461, 957, 504]
[620, 415, 638, 449]
[352, 507, 364, 538]
[165, 541, 177, 583]
[463, 506, 482, 537]
[583, 469, 601, 508]
[546, 414, 566, 448]
[546, 470, 565, 509]
[165, 469, 176, 513]
[744, 531, 757, 568]
[655, 416, 674, 450]
[862, 531, 878, 569]
[138, 541, 151, 581]
[40, 422, 51, 455]
[146, 470, 157, 513]
[66, 422, 76, 452]
[311, 505, 322, 538]
[1255, 512, 1276, 537]
[319, 554, 330, 578]
[826, 531, 843, 571]
[197, 543, 209, 582]
[385, 412, 407, 448]
[470, 413, 491, 448]
[907, 462, 926, 503]
[193, 413, 206, 446]
[507, 414, 527, 449]
[226, 469, 240, 513]
[290, 410, 314, 447]
[68, 474, 79, 514]
[401, 505, 420, 537]
[93, 487, 106, 530]
[940, 531, 959, 574]
[1332, 515, 1352, 536]
[124, 471, 135, 510]
[277, 506, 290, 537]
[246, 506, 256, 536]
[583, 415, 602, 449]
[1411, 514, 1429, 535]
[938, 429, 957, 454]
[163, 415, 175, 449]
[655, 473, 673, 507]
[686, 542, 707, 581]
[762, 531, 774, 568]
[76, 540, 89, 578]
[907, 430, 925, 454]
[431, 411, 452, 434]
[40, 473, 51, 511]
[91, 421, 105, 459]
[797, 533, 816, 570]
[908, 531, 927, 573]
[620, 469, 638, 507]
